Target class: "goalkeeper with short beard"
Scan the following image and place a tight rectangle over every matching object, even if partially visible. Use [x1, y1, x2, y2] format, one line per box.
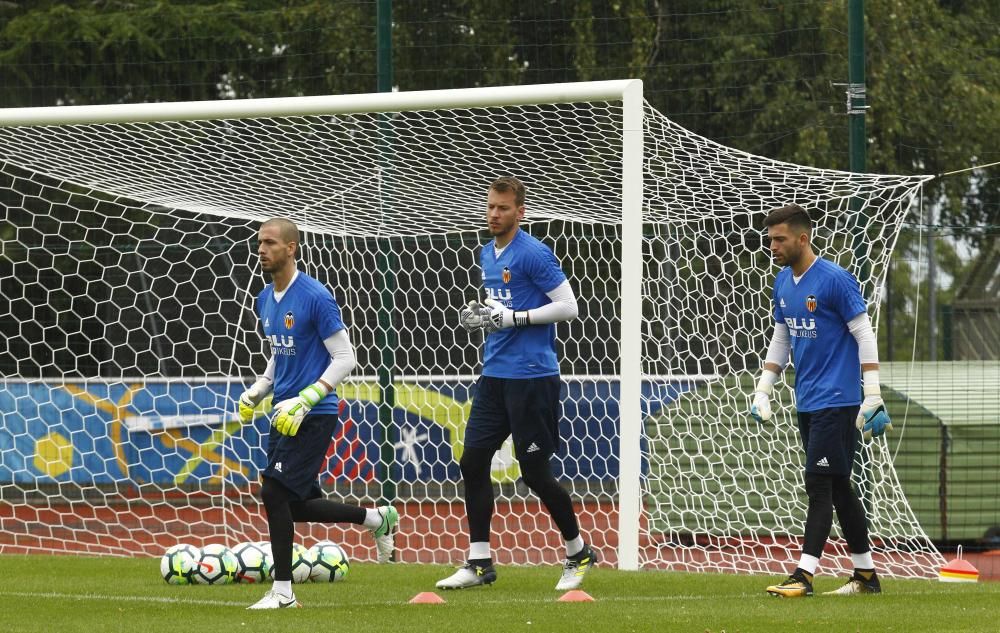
[438, 176, 596, 592]
[238, 217, 398, 610]
[751, 204, 891, 598]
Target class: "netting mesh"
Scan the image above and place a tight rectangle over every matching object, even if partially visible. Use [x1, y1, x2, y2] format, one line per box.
[0, 92, 942, 577]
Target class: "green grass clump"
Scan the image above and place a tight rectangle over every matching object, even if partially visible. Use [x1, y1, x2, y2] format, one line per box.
[0, 554, 996, 633]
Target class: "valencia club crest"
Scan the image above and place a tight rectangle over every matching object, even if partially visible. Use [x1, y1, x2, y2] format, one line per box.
[805, 295, 817, 312]
[284, 311, 295, 329]
[502, 266, 511, 284]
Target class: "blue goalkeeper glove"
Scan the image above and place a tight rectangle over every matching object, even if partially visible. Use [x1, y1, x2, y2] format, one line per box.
[237, 378, 272, 423]
[272, 382, 329, 436]
[857, 383, 893, 440]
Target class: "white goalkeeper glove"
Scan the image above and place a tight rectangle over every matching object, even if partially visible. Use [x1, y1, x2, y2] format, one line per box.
[749, 369, 778, 424]
[237, 378, 272, 423]
[272, 382, 329, 437]
[857, 372, 893, 440]
[482, 298, 530, 334]
[458, 300, 485, 331]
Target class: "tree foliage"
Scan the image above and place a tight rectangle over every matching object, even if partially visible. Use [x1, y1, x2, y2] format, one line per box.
[1, 0, 997, 362]
[2, 1, 995, 198]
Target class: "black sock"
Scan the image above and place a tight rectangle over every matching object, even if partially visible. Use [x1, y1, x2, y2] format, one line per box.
[832, 476, 871, 554]
[260, 477, 295, 582]
[290, 498, 366, 524]
[803, 472, 834, 558]
[519, 456, 580, 542]
[460, 447, 497, 544]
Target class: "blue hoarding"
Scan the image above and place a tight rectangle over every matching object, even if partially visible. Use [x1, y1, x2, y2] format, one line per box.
[0, 379, 688, 486]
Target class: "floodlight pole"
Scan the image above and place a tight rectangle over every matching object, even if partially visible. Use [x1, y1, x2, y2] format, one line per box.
[376, 0, 398, 510]
[848, 0, 878, 516]
[848, 0, 866, 178]
[848, 0, 870, 289]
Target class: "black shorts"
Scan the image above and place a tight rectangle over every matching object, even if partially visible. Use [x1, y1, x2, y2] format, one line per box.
[464, 375, 562, 460]
[797, 405, 861, 476]
[262, 413, 338, 500]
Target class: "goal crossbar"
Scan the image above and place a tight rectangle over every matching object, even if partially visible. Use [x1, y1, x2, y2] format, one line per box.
[0, 80, 642, 126]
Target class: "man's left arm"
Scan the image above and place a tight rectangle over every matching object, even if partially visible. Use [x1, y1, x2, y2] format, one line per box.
[482, 280, 578, 332]
[848, 312, 893, 440]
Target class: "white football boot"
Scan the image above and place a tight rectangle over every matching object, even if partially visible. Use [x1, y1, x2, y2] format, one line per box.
[436, 561, 497, 589]
[555, 544, 598, 591]
[247, 589, 301, 609]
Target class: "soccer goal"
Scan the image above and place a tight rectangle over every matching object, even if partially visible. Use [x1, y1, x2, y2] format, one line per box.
[0, 80, 943, 578]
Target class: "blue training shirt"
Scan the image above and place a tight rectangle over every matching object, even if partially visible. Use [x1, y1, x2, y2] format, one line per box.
[772, 258, 868, 412]
[256, 271, 345, 415]
[480, 229, 567, 378]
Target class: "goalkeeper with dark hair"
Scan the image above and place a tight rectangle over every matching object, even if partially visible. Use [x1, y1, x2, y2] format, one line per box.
[438, 176, 596, 591]
[751, 204, 891, 597]
[238, 217, 398, 610]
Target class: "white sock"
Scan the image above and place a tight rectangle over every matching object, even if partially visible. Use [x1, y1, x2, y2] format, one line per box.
[363, 508, 383, 529]
[566, 536, 585, 557]
[273, 580, 292, 597]
[851, 551, 875, 570]
[469, 541, 491, 560]
[797, 553, 820, 575]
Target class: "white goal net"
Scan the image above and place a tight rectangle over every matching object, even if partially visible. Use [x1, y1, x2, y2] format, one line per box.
[0, 81, 943, 577]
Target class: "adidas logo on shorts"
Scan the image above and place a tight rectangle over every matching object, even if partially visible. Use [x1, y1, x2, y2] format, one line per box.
[815, 457, 830, 468]
[526, 442, 540, 453]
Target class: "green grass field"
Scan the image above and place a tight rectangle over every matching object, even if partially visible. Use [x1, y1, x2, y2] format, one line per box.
[1, 554, 996, 633]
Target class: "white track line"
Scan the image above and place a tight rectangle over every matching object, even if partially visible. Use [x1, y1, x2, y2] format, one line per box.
[0, 589, 965, 609]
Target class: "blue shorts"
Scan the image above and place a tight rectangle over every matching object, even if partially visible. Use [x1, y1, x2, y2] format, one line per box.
[464, 375, 562, 460]
[263, 413, 337, 500]
[797, 405, 861, 476]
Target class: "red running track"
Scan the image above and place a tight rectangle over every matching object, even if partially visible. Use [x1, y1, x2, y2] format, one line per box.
[2, 499, 994, 580]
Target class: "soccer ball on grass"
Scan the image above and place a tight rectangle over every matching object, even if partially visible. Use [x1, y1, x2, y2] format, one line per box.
[160, 543, 198, 585]
[309, 540, 350, 582]
[264, 542, 314, 583]
[232, 541, 270, 584]
[191, 543, 238, 585]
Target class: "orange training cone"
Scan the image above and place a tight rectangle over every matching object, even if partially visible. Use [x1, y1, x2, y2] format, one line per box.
[939, 546, 979, 583]
[558, 590, 595, 602]
[409, 592, 447, 604]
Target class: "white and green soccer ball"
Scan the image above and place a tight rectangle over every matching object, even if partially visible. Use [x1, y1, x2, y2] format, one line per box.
[309, 540, 350, 582]
[191, 544, 238, 585]
[256, 541, 275, 575]
[290, 543, 314, 583]
[160, 543, 198, 585]
[266, 542, 314, 583]
[232, 542, 270, 584]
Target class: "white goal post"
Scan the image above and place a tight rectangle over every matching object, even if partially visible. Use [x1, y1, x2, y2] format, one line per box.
[0, 80, 942, 578]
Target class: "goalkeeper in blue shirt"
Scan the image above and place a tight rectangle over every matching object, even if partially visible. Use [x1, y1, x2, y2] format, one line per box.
[436, 176, 596, 592]
[751, 204, 891, 598]
[238, 218, 398, 609]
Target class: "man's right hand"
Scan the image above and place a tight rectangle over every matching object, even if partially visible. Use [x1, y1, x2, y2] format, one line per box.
[749, 368, 779, 424]
[237, 378, 272, 423]
[750, 391, 773, 424]
[458, 300, 484, 331]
